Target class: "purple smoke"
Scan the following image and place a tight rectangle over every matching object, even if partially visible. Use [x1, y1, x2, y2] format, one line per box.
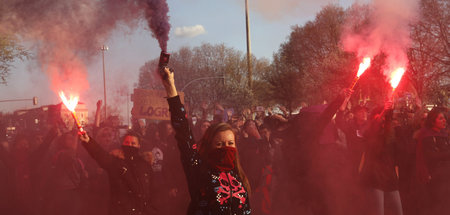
[143, 0, 171, 51]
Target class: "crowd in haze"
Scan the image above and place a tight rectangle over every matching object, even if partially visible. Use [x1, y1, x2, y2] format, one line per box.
[0, 91, 448, 215]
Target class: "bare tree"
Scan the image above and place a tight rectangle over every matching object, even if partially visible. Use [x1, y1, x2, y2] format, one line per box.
[136, 43, 271, 113]
[0, 34, 29, 84]
[265, 5, 356, 107]
[408, 0, 450, 105]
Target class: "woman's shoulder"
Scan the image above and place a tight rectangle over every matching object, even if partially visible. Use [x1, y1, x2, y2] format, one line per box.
[420, 128, 447, 140]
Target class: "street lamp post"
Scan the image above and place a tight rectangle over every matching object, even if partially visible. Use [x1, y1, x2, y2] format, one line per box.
[101, 45, 108, 121]
[245, 0, 252, 90]
[127, 91, 130, 128]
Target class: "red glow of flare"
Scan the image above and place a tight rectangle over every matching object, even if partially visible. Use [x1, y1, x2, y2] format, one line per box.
[350, 57, 371, 89]
[389, 67, 406, 90]
[357, 57, 371, 77]
[58, 91, 84, 133]
[59, 92, 79, 112]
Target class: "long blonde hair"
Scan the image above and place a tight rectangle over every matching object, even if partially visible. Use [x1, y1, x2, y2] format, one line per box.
[198, 123, 251, 195]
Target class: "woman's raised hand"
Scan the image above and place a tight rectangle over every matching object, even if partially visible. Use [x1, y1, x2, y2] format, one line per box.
[160, 67, 178, 98]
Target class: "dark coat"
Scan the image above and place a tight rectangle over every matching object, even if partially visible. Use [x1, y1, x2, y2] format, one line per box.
[417, 128, 450, 213]
[168, 96, 251, 215]
[336, 111, 369, 174]
[419, 128, 450, 177]
[82, 139, 156, 215]
[360, 109, 399, 191]
[0, 129, 57, 214]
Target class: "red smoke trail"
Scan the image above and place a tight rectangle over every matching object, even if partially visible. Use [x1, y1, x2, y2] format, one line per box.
[44, 48, 89, 98]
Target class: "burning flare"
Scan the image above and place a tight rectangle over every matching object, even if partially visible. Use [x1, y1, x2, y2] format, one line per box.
[389, 67, 406, 90]
[59, 92, 79, 112]
[357, 57, 371, 77]
[58, 91, 84, 133]
[350, 57, 371, 89]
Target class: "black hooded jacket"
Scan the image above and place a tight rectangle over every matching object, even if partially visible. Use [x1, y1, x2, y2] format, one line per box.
[82, 138, 157, 215]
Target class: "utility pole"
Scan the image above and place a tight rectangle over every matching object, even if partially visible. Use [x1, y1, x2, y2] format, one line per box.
[245, 0, 252, 90]
[127, 91, 130, 129]
[101, 45, 108, 121]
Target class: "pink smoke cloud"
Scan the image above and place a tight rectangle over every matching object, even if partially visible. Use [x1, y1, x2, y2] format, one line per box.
[0, 0, 170, 96]
[341, 0, 419, 83]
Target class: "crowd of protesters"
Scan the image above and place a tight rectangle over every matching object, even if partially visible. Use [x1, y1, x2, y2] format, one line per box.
[0, 84, 448, 215]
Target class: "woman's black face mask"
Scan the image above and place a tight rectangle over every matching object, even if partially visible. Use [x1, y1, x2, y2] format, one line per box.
[122, 145, 139, 159]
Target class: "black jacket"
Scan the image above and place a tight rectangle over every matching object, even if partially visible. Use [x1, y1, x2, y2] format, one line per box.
[360, 109, 399, 191]
[168, 96, 251, 215]
[82, 138, 156, 215]
[420, 128, 450, 178]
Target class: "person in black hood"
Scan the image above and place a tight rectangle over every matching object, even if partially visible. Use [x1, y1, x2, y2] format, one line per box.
[79, 130, 157, 215]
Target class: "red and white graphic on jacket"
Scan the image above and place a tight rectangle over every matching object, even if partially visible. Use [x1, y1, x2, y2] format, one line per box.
[215, 172, 246, 205]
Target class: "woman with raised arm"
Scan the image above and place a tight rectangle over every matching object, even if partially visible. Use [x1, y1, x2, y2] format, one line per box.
[360, 100, 403, 215]
[160, 67, 251, 215]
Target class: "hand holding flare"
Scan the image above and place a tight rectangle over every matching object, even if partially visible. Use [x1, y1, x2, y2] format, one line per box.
[350, 57, 371, 89]
[58, 91, 85, 134]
